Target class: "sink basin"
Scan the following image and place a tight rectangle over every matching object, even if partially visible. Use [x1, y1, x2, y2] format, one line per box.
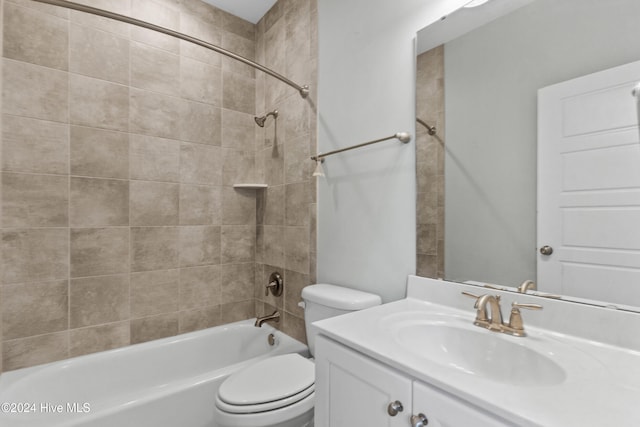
[381, 312, 567, 386]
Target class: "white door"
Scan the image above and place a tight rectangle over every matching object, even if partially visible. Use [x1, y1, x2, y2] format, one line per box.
[314, 335, 412, 427]
[538, 60, 640, 306]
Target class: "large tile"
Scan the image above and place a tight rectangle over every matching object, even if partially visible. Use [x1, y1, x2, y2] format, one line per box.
[69, 321, 130, 357]
[70, 274, 129, 328]
[131, 227, 179, 272]
[178, 306, 221, 333]
[179, 14, 222, 66]
[69, 23, 129, 85]
[70, 177, 129, 227]
[284, 1, 311, 66]
[179, 0, 220, 27]
[223, 11, 254, 41]
[70, 0, 130, 35]
[129, 134, 180, 182]
[222, 187, 256, 225]
[131, 27, 179, 55]
[179, 100, 222, 146]
[1, 280, 68, 340]
[179, 143, 223, 185]
[70, 126, 129, 179]
[282, 311, 306, 344]
[179, 265, 220, 309]
[263, 144, 284, 186]
[130, 269, 179, 317]
[221, 109, 254, 151]
[285, 134, 310, 184]
[2, 115, 69, 175]
[180, 57, 222, 106]
[179, 226, 221, 267]
[3, 332, 68, 371]
[7, 0, 70, 18]
[3, 3, 68, 70]
[130, 88, 181, 140]
[2, 228, 69, 284]
[130, 181, 179, 226]
[417, 224, 437, 255]
[179, 184, 217, 225]
[70, 74, 129, 132]
[280, 93, 310, 143]
[221, 32, 255, 78]
[284, 269, 309, 318]
[222, 149, 254, 186]
[221, 226, 255, 264]
[131, 0, 178, 29]
[262, 225, 284, 267]
[220, 263, 254, 304]
[220, 300, 254, 323]
[3, 59, 68, 123]
[130, 313, 179, 344]
[284, 226, 309, 274]
[222, 71, 255, 114]
[263, 185, 285, 226]
[2, 172, 68, 227]
[70, 228, 129, 278]
[130, 42, 180, 96]
[285, 182, 309, 226]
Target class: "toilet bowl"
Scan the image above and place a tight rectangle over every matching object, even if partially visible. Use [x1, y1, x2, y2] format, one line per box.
[214, 284, 381, 427]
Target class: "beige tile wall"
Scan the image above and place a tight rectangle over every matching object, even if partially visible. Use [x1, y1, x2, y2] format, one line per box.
[416, 46, 445, 278]
[0, 0, 273, 371]
[254, 0, 317, 344]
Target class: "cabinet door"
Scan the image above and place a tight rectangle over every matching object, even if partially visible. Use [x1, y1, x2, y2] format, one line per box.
[315, 335, 413, 427]
[412, 381, 515, 427]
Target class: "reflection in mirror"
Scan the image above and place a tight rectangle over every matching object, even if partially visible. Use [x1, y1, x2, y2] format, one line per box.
[415, 0, 640, 310]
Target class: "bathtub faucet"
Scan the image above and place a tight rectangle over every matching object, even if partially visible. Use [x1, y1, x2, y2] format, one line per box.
[254, 310, 280, 327]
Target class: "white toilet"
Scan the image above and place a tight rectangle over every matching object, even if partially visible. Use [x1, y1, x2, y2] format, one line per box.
[214, 284, 382, 427]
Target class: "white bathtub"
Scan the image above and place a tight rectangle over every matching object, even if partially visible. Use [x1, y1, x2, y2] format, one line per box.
[0, 320, 308, 427]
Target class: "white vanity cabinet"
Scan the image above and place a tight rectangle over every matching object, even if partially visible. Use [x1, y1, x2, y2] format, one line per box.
[315, 335, 513, 427]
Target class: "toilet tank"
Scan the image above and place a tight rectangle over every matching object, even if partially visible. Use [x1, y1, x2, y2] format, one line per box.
[301, 284, 381, 356]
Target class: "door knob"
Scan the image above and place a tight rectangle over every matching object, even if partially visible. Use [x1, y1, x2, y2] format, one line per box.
[539, 245, 553, 256]
[410, 413, 429, 427]
[387, 400, 404, 416]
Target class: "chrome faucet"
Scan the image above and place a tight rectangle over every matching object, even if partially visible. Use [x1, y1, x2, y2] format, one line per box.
[254, 310, 280, 327]
[462, 292, 542, 337]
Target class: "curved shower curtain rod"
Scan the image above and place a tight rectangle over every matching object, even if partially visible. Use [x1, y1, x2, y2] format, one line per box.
[31, 0, 310, 99]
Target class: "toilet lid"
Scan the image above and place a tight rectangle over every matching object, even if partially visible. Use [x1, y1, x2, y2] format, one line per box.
[218, 354, 315, 407]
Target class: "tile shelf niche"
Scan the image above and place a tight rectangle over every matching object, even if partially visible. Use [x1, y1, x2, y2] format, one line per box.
[232, 183, 268, 189]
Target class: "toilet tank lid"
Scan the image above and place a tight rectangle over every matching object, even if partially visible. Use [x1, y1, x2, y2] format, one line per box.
[301, 284, 382, 310]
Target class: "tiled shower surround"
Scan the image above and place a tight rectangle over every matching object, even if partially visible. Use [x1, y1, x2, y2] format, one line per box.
[0, 0, 317, 371]
[416, 46, 445, 279]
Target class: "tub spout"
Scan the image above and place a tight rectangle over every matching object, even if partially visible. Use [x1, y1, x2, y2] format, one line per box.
[254, 310, 280, 327]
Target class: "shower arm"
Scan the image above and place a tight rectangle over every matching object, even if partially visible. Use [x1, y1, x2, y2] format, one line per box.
[416, 118, 437, 136]
[31, 0, 310, 99]
[311, 132, 412, 162]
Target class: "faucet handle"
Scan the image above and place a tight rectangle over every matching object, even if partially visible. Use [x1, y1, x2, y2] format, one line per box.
[506, 302, 543, 337]
[461, 291, 481, 300]
[512, 302, 543, 311]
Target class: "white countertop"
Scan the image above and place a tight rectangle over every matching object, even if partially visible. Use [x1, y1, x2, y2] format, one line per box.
[314, 279, 640, 427]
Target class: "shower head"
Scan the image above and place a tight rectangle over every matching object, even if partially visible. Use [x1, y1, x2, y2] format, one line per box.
[254, 110, 279, 127]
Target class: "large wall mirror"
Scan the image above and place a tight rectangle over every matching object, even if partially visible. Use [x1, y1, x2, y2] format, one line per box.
[415, 0, 640, 310]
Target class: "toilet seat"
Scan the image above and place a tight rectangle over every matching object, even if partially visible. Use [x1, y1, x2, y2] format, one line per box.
[216, 354, 315, 414]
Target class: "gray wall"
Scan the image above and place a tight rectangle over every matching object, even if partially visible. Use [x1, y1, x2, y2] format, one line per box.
[317, 0, 468, 303]
[444, 0, 640, 286]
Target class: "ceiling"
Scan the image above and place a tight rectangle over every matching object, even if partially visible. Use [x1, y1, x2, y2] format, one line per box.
[202, 0, 277, 24]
